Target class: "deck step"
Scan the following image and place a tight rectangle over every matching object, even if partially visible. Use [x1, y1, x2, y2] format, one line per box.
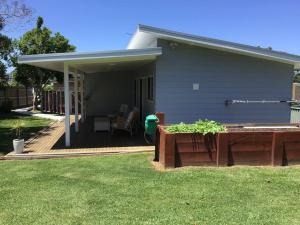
[5, 148, 154, 160]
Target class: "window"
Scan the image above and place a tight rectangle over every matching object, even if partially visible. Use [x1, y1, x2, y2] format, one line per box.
[147, 77, 153, 101]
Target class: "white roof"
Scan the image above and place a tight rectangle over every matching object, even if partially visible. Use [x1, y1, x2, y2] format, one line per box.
[18, 25, 300, 72]
[128, 24, 300, 66]
[18, 48, 162, 73]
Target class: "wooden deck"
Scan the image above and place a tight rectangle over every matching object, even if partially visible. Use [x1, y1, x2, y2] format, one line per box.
[6, 117, 154, 159]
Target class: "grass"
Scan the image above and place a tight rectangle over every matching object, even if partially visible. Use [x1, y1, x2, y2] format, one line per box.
[0, 113, 52, 155]
[0, 153, 300, 225]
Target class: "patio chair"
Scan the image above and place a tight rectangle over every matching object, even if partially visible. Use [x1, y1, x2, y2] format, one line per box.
[108, 104, 128, 119]
[110, 108, 139, 136]
[119, 104, 128, 116]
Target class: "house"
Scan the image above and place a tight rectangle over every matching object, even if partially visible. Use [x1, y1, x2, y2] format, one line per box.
[18, 25, 300, 147]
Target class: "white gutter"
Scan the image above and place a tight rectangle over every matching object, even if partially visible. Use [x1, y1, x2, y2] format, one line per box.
[18, 47, 162, 64]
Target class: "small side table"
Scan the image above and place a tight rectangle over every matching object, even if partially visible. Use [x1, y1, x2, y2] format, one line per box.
[94, 117, 110, 132]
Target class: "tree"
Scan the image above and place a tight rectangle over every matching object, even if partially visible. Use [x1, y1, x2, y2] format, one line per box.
[14, 16, 75, 110]
[0, 0, 32, 30]
[294, 70, 300, 83]
[0, 0, 32, 86]
[0, 34, 11, 86]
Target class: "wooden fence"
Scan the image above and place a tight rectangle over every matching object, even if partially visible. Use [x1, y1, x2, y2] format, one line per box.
[0, 87, 33, 108]
[41, 90, 81, 114]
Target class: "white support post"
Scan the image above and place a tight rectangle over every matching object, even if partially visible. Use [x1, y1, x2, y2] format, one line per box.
[64, 63, 70, 147]
[74, 68, 79, 132]
[80, 73, 85, 123]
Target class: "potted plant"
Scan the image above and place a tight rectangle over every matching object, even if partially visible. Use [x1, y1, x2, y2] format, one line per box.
[12, 120, 25, 154]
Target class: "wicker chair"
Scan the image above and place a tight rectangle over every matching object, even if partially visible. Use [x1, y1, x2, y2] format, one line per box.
[108, 104, 128, 119]
[110, 108, 139, 136]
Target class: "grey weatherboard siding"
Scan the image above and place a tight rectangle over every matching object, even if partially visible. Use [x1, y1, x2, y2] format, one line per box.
[155, 39, 294, 124]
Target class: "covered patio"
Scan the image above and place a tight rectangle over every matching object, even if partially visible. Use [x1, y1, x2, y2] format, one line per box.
[4, 116, 154, 159]
[53, 117, 151, 150]
[18, 48, 162, 149]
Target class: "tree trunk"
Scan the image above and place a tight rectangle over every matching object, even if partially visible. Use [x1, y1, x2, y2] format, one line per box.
[32, 87, 42, 111]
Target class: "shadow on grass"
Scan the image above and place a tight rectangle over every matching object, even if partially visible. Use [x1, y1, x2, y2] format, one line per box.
[0, 126, 51, 155]
[0, 112, 52, 155]
[0, 112, 31, 120]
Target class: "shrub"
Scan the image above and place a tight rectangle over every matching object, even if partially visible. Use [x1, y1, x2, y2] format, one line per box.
[165, 119, 227, 134]
[0, 99, 13, 113]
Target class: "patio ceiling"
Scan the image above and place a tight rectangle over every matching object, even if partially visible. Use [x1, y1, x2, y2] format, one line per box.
[18, 48, 162, 73]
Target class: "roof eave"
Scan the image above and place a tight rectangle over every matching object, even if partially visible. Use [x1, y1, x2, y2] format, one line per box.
[18, 47, 162, 64]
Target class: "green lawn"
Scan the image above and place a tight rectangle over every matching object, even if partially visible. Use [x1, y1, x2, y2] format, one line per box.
[0, 113, 52, 155]
[0, 154, 300, 225]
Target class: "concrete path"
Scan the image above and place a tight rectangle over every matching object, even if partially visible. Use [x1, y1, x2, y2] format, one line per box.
[13, 107, 65, 121]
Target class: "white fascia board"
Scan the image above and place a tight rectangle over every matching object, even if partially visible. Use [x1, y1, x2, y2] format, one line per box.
[18, 48, 162, 64]
[130, 24, 300, 65]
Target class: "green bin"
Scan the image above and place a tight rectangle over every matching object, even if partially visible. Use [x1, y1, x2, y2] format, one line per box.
[145, 115, 159, 135]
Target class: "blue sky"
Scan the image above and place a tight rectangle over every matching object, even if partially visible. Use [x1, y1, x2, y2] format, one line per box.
[4, 0, 300, 55]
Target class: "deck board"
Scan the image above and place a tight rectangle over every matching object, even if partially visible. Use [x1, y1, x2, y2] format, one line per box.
[7, 116, 153, 158]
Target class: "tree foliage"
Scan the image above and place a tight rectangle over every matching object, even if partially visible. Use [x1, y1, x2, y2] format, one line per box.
[0, 0, 33, 30]
[0, 34, 11, 86]
[14, 16, 75, 109]
[0, 62, 7, 85]
[294, 70, 300, 83]
[0, 0, 32, 86]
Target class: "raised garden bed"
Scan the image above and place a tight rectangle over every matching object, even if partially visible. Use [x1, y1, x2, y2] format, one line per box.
[156, 123, 300, 168]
